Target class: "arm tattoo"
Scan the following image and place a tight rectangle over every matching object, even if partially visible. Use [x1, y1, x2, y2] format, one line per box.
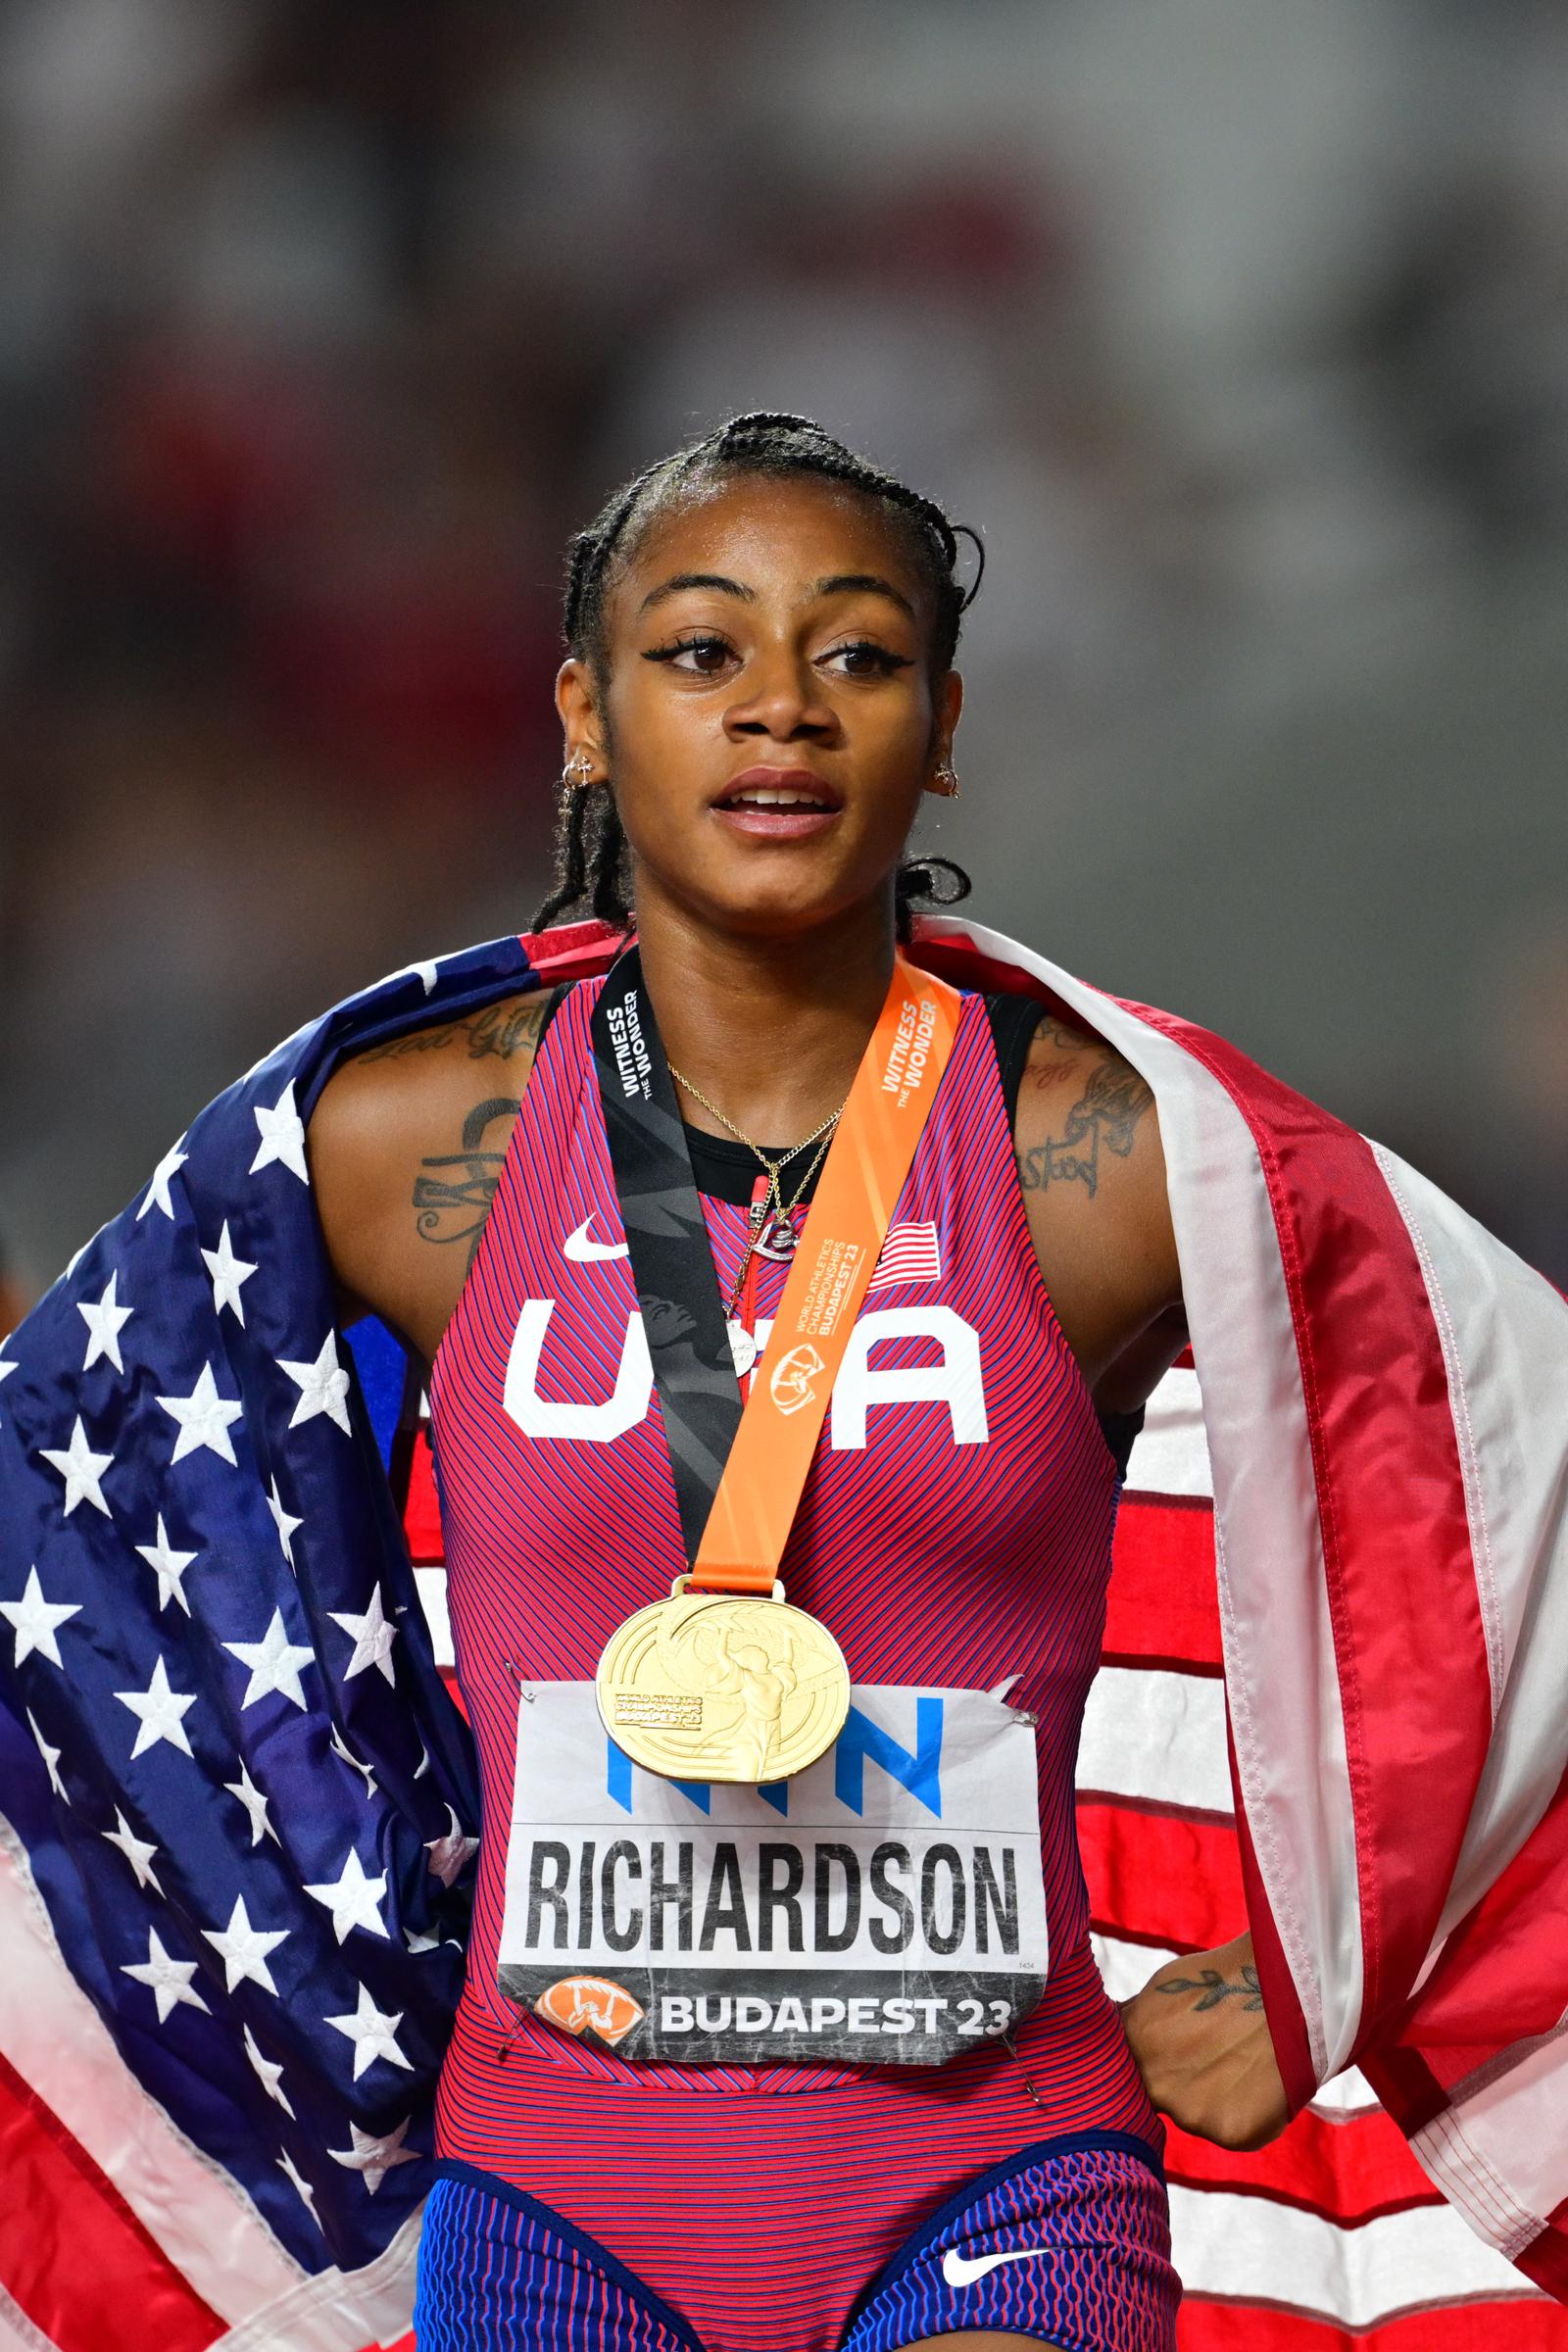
[1018, 1046, 1153, 1199]
[1155, 1965, 1264, 2013]
[413, 1097, 520, 1266]
[362, 998, 546, 1064]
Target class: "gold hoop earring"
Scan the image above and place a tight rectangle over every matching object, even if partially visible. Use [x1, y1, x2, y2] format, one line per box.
[929, 760, 961, 799]
[563, 751, 596, 788]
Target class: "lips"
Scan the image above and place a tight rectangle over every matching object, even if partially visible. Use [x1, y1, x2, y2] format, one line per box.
[713, 767, 843, 813]
[711, 767, 843, 840]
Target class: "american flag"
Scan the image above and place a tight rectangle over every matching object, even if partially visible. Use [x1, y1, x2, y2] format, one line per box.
[865, 1220, 943, 1295]
[0, 939, 547, 2351]
[2, 914, 1566, 2348]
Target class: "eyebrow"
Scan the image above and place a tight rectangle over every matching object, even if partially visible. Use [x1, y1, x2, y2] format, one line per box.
[637, 569, 916, 622]
[638, 571, 755, 612]
[812, 572, 917, 622]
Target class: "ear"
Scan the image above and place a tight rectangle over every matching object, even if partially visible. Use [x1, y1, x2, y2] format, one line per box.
[556, 659, 608, 778]
[924, 668, 964, 796]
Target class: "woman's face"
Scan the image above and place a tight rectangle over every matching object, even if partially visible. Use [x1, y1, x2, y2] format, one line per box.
[557, 473, 961, 941]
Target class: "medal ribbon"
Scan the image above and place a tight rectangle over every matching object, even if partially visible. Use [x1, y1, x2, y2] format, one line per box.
[590, 947, 962, 1595]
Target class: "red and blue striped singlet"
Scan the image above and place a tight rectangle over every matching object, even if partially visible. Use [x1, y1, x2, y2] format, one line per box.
[426, 974, 1159, 2349]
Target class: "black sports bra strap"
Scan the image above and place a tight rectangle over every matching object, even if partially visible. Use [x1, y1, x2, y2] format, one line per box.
[984, 990, 1052, 1130]
[532, 980, 567, 1053]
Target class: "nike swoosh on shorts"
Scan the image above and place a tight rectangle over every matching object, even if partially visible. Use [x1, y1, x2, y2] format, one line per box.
[562, 1217, 629, 1262]
[942, 2245, 1053, 2287]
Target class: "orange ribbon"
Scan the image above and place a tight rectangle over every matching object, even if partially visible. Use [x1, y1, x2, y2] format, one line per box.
[690, 956, 963, 1594]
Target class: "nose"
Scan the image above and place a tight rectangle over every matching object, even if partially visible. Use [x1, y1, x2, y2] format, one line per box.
[723, 643, 837, 744]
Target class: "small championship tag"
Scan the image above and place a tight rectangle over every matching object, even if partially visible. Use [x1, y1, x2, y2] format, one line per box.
[499, 1680, 1049, 2067]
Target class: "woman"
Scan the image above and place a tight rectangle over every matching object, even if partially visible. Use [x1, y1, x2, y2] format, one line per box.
[309, 414, 1286, 2352]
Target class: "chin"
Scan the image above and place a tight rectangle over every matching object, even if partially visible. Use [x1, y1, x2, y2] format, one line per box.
[705, 875, 875, 943]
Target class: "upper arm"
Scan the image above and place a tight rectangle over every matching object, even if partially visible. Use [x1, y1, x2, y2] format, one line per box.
[1010, 1012, 1186, 1407]
[307, 989, 553, 1370]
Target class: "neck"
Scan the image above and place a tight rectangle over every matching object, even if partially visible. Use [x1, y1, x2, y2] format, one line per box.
[633, 891, 899, 1145]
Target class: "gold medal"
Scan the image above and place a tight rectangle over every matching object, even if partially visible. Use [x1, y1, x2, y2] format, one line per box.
[596, 1579, 851, 1785]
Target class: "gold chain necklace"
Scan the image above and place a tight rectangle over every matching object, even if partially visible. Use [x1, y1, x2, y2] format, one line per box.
[666, 1060, 848, 1317]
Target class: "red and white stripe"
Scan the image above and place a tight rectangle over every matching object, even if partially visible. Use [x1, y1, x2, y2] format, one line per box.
[1089, 1369, 1565, 2342]
[916, 914, 1568, 2339]
[865, 1219, 943, 1294]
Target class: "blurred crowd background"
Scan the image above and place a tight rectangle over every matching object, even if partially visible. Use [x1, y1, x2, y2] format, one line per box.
[2, 0, 1566, 1305]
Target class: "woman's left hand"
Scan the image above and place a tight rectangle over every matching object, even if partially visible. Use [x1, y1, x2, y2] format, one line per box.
[1118, 1930, 1291, 2151]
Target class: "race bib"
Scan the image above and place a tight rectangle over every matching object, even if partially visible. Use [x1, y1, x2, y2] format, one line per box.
[498, 1681, 1048, 2066]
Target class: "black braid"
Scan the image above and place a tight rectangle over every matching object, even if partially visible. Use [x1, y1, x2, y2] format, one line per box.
[537, 412, 979, 937]
[532, 780, 632, 934]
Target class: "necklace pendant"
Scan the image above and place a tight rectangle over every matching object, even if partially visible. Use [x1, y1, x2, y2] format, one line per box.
[755, 1217, 798, 1263]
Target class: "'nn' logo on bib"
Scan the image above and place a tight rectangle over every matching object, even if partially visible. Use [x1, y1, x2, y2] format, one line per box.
[607, 1694, 945, 1821]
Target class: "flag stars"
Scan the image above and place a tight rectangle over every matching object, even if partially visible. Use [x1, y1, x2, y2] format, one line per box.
[223, 1610, 315, 1711]
[223, 1763, 279, 1848]
[203, 1895, 289, 1995]
[276, 1332, 352, 1436]
[1, 1565, 82, 1668]
[115, 1654, 198, 1759]
[244, 2025, 295, 2117]
[77, 1270, 133, 1373]
[202, 1222, 258, 1324]
[329, 1725, 378, 1799]
[324, 1984, 412, 2080]
[393, 958, 440, 995]
[133, 1516, 199, 1616]
[328, 1586, 398, 1687]
[277, 2147, 320, 2226]
[249, 1084, 309, 1185]
[157, 1363, 244, 1467]
[136, 1140, 189, 1222]
[26, 1709, 68, 1800]
[265, 1478, 303, 1568]
[39, 1416, 114, 1518]
[305, 1848, 389, 1944]
[424, 1805, 479, 1888]
[122, 1927, 209, 2024]
[328, 2116, 418, 2195]
[102, 1808, 163, 1893]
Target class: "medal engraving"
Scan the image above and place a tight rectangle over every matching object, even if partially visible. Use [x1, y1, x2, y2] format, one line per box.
[597, 1592, 851, 1784]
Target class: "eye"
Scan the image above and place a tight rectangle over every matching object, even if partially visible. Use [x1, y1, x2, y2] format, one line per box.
[821, 640, 914, 679]
[643, 633, 734, 674]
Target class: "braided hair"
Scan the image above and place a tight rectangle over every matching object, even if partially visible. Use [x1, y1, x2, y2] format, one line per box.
[533, 413, 980, 939]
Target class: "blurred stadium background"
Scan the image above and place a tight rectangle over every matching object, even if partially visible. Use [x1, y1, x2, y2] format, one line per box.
[2, 0, 1566, 1304]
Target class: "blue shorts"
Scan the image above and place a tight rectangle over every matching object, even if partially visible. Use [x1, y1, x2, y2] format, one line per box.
[413, 2132, 1179, 2352]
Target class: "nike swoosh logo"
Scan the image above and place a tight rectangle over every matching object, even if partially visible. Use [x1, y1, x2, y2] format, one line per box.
[562, 1216, 629, 1263]
[942, 2246, 1053, 2287]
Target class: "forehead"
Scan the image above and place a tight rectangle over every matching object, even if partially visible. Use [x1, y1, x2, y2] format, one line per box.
[611, 471, 933, 616]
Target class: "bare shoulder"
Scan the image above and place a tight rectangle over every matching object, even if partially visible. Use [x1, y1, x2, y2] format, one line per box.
[1010, 1009, 1185, 1407]
[308, 987, 553, 1368]
[1014, 1011, 1158, 1196]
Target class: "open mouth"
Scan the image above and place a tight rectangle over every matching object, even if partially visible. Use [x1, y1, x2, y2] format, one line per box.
[714, 769, 843, 814]
[710, 768, 845, 845]
[718, 786, 835, 809]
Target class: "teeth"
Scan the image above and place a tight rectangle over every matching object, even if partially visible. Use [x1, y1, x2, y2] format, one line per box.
[730, 788, 829, 808]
